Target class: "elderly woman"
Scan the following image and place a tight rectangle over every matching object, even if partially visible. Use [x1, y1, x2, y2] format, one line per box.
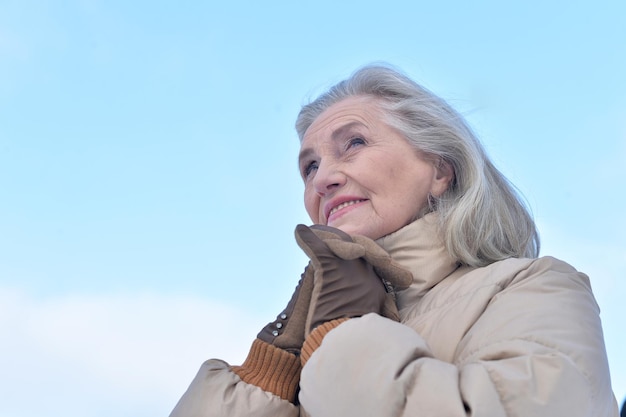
[170, 65, 618, 416]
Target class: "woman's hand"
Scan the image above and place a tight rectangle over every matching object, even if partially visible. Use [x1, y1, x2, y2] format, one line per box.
[295, 224, 413, 337]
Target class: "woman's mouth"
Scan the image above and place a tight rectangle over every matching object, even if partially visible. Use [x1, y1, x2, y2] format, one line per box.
[329, 199, 367, 217]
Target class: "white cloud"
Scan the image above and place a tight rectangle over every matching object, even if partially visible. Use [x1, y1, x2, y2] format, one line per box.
[0, 288, 262, 417]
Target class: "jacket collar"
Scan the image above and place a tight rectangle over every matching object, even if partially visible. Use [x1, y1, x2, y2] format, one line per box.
[376, 213, 460, 310]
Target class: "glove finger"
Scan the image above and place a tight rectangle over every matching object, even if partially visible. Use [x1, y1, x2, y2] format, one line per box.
[295, 224, 332, 268]
[322, 239, 365, 260]
[308, 224, 367, 260]
[352, 235, 413, 289]
[373, 263, 413, 290]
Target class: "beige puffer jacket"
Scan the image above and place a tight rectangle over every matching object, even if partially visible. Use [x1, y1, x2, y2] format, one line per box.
[170, 214, 618, 416]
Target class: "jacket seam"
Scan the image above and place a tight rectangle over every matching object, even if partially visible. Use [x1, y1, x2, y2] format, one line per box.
[407, 282, 503, 317]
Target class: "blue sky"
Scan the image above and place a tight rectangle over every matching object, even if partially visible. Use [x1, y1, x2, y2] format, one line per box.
[1, 1, 625, 415]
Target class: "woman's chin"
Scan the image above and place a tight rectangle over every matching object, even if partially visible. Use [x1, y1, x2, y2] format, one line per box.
[330, 223, 381, 240]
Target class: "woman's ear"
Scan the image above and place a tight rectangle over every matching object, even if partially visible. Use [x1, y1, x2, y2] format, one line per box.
[431, 158, 455, 197]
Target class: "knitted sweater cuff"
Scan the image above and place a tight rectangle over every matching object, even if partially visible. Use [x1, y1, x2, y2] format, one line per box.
[301, 318, 350, 366]
[231, 339, 301, 402]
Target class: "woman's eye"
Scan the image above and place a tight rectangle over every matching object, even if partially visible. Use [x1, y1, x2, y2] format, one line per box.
[303, 161, 318, 179]
[347, 137, 365, 148]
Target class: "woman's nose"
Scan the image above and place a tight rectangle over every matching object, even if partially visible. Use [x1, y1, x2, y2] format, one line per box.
[313, 160, 346, 196]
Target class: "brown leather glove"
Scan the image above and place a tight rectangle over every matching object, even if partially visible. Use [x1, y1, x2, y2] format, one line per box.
[256, 265, 315, 353]
[232, 266, 314, 402]
[295, 224, 413, 337]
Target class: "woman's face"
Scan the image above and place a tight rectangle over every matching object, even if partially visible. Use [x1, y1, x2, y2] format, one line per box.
[299, 96, 453, 240]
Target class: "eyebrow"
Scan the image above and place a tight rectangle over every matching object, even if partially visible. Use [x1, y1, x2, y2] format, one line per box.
[298, 121, 368, 165]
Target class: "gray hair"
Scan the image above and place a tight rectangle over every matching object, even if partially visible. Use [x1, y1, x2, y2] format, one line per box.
[295, 64, 539, 267]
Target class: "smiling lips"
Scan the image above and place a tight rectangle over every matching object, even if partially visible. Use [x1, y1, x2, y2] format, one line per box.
[328, 199, 367, 218]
